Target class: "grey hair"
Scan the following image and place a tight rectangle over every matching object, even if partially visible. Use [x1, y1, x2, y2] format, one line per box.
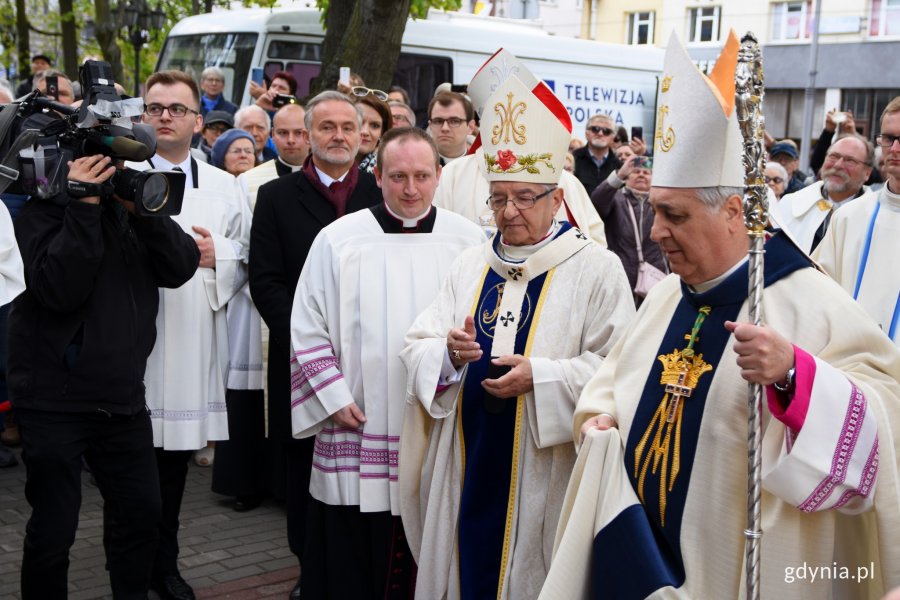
[765, 162, 788, 182]
[387, 99, 416, 126]
[693, 186, 744, 212]
[32, 69, 70, 89]
[201, 66, 225, 81]
[304, 90, 363, 131]
[234, 105, 271, 133]
[830, 133, 875, 167]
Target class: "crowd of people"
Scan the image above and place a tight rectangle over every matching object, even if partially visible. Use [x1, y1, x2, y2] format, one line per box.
[0, 33, 899, 600]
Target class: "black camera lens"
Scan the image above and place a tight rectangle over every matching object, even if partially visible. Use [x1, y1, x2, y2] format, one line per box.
[141, 172, 169, 212]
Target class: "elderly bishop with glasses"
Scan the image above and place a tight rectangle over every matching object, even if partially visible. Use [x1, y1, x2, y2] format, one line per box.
[399, 75, 635, 600]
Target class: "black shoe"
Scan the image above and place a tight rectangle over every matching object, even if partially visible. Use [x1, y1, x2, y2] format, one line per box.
[0, 446, 17, 468]
[289, 574, 301, 599]
[151, 574, 195, 600]
[233, 495, 263, 512]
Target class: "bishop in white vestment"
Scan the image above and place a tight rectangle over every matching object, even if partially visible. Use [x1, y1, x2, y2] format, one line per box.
[541, 33, 900, 600]
[399, 75, 635, 600]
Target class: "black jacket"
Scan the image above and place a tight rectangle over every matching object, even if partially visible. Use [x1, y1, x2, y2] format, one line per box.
[573, 145, 622, 196]
[249, 169, 381, 442]
[8, 196, 199, 415]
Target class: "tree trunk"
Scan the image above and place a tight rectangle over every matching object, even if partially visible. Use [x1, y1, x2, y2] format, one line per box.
[93, 0, 125, 85]
[313, 0, 411, 95]
[59, 0, 79, 79]
[15, 0, 30, 87]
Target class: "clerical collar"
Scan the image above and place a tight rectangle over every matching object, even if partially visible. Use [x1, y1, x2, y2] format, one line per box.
[383, 201, 432, 228]
[370, 203, 436, 234]
[881, 183, 900, 211]
[498, 221, 561, 262]
[149, 154, 195, 189]
[439, 152, 464, 165]
[689, 256, 749, 294]
[315, 165, 349, 187]
[277, 156, 303, 173]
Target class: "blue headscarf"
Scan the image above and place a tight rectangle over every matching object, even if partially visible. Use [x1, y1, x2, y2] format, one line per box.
[211, 128, 256, 171]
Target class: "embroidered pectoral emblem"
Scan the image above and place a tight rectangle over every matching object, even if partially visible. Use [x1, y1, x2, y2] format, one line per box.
[633, 306, 713, 527]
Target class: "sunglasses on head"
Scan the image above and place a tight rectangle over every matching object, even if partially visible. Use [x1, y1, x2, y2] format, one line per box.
[352, 86, 389, 102]
[587, 125, 615, 135]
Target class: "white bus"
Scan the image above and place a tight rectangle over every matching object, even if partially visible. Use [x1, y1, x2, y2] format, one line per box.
[157, 7, 663, 134]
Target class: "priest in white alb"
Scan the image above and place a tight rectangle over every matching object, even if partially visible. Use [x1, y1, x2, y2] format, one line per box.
[814, 95, 900, 347]
[288, 127, 484, 598]
[399, 75, 635, 600]
[540, 32, 900, 600]
[433, 48, 606, 246]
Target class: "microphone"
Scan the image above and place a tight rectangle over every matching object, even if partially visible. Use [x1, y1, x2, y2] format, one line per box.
[84, 132, 153, 161]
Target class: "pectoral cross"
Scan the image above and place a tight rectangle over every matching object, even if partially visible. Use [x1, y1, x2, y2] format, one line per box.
[664, 372, 693, 423]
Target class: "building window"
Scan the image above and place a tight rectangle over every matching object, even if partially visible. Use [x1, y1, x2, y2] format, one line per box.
[772, 1, 811, 40]
[870, 0, 900, 36]
[627, 12, 655, 45]
[688, 7, 720, 43]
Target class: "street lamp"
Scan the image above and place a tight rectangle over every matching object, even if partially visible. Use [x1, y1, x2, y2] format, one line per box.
[121, 0, 166, 96]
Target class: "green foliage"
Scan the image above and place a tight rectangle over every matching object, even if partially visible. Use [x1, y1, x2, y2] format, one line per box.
[314, 0, 463, 25]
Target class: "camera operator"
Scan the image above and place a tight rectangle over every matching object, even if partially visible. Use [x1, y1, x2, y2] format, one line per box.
[8, 151, 200, 599]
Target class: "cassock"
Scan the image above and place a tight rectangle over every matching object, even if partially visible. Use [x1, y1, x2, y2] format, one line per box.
[129, 158, 250, 450]
[399, 222, 635, 600]
[433, 153, 606, 246]
[775, 180, 869, 252]
[289, 205, 484, 514]
[814, 187, 900, 344]
[541, 233, 900, 600]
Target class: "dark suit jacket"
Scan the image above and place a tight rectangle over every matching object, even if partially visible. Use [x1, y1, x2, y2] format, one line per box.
[249, 169, 382, 441]
[573, 145, 621, 196]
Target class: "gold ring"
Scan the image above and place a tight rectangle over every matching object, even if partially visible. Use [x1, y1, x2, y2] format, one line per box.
[452, 349, 461, 360]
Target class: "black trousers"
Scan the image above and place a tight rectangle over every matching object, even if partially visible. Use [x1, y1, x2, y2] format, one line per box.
[154, 448, 193, 577]
[17, 407, 161, 600]
[212, 388, 269, 497]
[302, 498, 415, 600]
[286, 436, 314, 560]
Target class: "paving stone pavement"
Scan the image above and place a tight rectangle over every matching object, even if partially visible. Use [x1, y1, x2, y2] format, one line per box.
[0, 446, 299, 599]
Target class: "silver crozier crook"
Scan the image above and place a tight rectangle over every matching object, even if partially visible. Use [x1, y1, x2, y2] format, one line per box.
[735, 32, 766, 600]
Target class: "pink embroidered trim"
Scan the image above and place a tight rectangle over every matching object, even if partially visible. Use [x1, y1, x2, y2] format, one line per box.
[312, 463, 397, 480]
[833, 438, 879, 509]
[294, 344, 332, 357]
[798, 385, 866, 513]
[766, 345, 814, 432]
[290, 373, 344, 407]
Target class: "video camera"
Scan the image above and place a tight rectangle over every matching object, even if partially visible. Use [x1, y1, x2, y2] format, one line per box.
[0, 60, 184, 216]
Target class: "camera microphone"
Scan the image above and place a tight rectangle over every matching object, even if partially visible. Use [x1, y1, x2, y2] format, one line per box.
[84, 132, 153, 162]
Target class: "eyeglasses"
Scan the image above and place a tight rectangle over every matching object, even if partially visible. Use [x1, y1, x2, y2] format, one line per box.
[764, 176, 784, 184]
[430, 117, 466, 129]
[227, 147, 256, 156]
[145, 103, 199, 118]
[203, 77, 224, 84]
[392, 113, 411, 125]
[824, 151, 869, 168]
[487, 187, 557, 211]
[587, 125, 615, 135]
[876, 134, 900, 148]
[205, 124, 229, 134]
[352, 86, 389, 102]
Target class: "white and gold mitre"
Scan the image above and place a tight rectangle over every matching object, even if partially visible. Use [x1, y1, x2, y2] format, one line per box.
[652, 31, 744, 188]
[468, 48, 539, 117]
[479, 75, 570, 184]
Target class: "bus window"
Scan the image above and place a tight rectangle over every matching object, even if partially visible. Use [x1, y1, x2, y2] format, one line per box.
[157, 33, 258, 103]
[392, 53, 452, 125]
[263, 62, 321, 99]
[263, 39, 323, 99]
[268, 40, 321, 62]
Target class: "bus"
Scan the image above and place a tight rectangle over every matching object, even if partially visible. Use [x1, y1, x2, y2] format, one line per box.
[157, 7, 664, 134]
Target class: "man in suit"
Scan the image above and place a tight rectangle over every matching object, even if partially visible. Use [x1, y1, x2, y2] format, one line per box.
[248, 90, 382, 600]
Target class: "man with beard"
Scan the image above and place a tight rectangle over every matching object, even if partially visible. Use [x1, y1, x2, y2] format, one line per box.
[249, 90, 382, 599]
[815, 96, 900, 348]
[776, 135, 873, 252]
[573, 114, 622, 195]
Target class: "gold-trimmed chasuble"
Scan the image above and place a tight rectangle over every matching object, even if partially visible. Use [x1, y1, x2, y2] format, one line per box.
[633, 306, 713, 526]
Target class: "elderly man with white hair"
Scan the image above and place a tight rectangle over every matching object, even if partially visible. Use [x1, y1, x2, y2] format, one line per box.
[199, 66, 237, 117]
[541, 32, 900, 600]
[400, 73, 634, 600]
[235, 104, 276, 163]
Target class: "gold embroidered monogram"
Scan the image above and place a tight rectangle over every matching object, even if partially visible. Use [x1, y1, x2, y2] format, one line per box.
[492, 92, 527, 145]
[661, 75, 672, 93]
[816, 199, 831, 211]
[477, 282, 532, 338]
[633, 306, 713, 526]
[655, 105, 675, 153]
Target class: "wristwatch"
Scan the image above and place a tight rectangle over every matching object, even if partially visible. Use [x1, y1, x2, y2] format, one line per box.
[773, 366, 796, 394]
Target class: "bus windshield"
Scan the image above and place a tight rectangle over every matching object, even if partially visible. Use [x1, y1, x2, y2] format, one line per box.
[156, 33, 258, 105]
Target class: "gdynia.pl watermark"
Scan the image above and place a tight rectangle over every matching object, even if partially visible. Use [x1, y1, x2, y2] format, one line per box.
[784, 562, 876, 584]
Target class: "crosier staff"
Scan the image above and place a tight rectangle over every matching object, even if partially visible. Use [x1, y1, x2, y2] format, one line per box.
[734, 32, 766, 600]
